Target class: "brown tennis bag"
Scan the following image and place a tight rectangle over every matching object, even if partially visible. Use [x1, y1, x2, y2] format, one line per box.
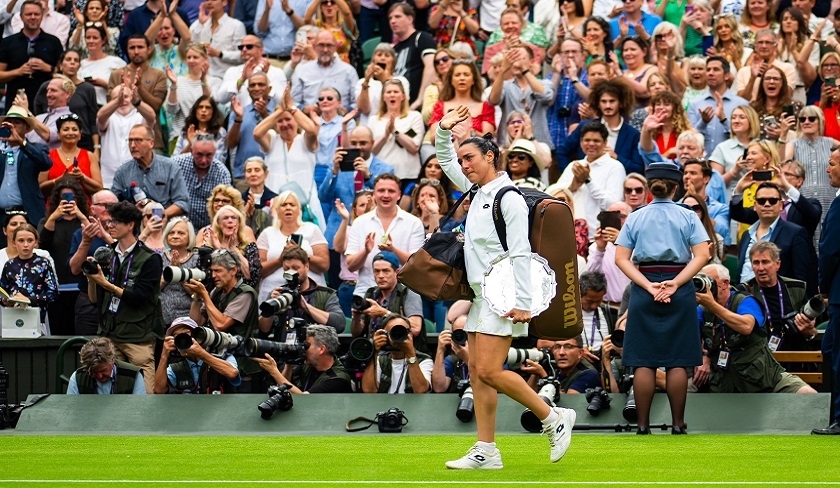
[493, 187, 583, 340]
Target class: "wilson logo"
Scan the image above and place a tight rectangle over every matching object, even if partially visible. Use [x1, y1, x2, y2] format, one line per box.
[562, 261, 579, 328]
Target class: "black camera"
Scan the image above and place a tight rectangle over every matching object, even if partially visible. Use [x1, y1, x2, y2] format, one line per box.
[259, 270, 302, 317]
[341, 337, 375, 372]
[451, 329, 468, 347]
[173, 333, 193, 351]
[81, 246, 114, 276]
[388, 324, 409, 344]
[81, 260, 100, 275]
[195, 246, 214, 270]
[351, 295, 371, 311]
[521, 377, 560, 432]
[585, 386, 611, 416]
[241, 317, 309, 364]
[0, 363, 23, 430]
[376, 407, 408, 433]
[693, 273, 717, 296]
[163, 246, 214, 283]
[258, 384, 294, 419]
[557, 106, 572, 118]
[455, 380, 473, 422]
[190, 327, 243, 354]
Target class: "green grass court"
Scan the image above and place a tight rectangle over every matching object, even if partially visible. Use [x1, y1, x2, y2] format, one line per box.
[0, 435, 837, 487]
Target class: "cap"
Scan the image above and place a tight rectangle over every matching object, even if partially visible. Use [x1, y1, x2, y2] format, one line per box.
[372, 251, 400, 270]
[645, 162, 683, 182]
[166, 316, 198, 336]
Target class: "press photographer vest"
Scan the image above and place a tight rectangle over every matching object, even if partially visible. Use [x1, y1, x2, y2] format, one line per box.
[210, 281, 260, 375]
[701, 291, 785, 393]
[377, 351, 432, 393]
[169, 358, 236, 394]
[365, 283, 429, 354]
[444, 354, 469, 393]
[558, 362, 593, 393]
[98, 241, 164, 342]
[292, 362, 352, 393]
[743, 277, 807, 336]
[73, 360, 140, 394]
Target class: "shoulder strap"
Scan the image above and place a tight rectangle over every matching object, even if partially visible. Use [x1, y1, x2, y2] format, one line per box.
[492, 186, 522, 252]
[435, 184, 478, 232]
[345, 416, 378, 432]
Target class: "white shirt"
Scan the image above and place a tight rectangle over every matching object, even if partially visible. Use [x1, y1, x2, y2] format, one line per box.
[602, 117, 623, 151]
[80, 56, 128, 106]
[256, 223, 328, 302]
[217, 62, 288, 105]
[581, 307, 609, 351]
[556, 153, 626, 239]
[375, 356, 434, 394]
[100, 109, 146, 188]
[346, 208, 425, 296]
[189, 15, 247, 81]
[368, 111, 426, 179]
[355, 77, 410, 127]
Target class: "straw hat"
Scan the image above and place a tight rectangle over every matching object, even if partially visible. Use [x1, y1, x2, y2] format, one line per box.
[503, 139, 547, 170]
[0, 105, 36, 131]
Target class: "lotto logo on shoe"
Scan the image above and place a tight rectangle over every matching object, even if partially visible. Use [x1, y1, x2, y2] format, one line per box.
[473, 455, 486, 462]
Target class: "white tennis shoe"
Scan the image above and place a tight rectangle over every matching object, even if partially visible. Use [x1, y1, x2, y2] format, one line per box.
[445, 443, 504, 470]
[543, 407, 576, 462]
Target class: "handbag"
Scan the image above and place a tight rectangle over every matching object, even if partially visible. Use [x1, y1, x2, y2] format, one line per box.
[398, 186, 477, 301]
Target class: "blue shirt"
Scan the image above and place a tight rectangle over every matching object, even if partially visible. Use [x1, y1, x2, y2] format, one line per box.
[706, 195, 731, 245]
[687, 89, 749, 157]
[740, 217, 781, 283]
[231, 99, 277, 179]
[0, 146, 22, 208]
[547, 71, 588, 147]
[66, 364, 147, 395]
[609, 12, 663, 43]
[616, 196, 710, 264]
[697, 290, 765, 329]
[254, 0, 313, 56]
[111, 155, 191, 213]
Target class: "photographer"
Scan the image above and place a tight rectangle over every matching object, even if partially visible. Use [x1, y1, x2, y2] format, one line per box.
[66, 337, 146, 395]
[153, 317, 241, 394]
[182, 248, 261, 392]
[695, 263, 817, 394]
[350, 251, 428, 353]
[362, 313, 433, 394]
[253, 325, 352, 393]
[521, 336, 600, 395]
[432, 319, 470, 393]
[257, 247, 345, 336]
[84, 201, 163, 394]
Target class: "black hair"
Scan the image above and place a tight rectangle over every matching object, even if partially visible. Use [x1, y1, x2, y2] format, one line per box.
[3, 207, 28, 229]
[462, 133, 501, 169]
[580, 120, 609, 140]
[127, 33, 151, 47]
[756, 181, 784, 199]
[706, 55, 731, 75]
[684, 158, 713, 178]
[106, 201, 143, 235]
[416, 154, 454, 202]
[583, 16, 614, 55]
[47, 177, 90, 216]
[182, 95, 224, 136]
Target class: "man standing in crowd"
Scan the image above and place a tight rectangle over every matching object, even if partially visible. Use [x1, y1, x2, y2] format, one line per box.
[687, 56, 749, 156]
[682, 158, 730, 244]
[609, 0, 661, 42]
[84, 201, 163, 393]
[228, 72, 275, 189]
[0, 0, 63, 113]
[218, 34, 287, 104]
[26, 76, 76, 150]
[172, 133, 232, 229]
[547, 38, 589, 152]
[735, 29, 796, 99]
[813, 145, 840, 435]
[390, 3, 436, 109]
[254, 0, 312, 62]
[291, 30, 358, 112]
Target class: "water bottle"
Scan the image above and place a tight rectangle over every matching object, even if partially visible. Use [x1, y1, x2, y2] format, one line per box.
[131, 182, 147, 203]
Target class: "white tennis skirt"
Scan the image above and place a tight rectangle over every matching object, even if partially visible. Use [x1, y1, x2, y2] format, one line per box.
[465, 293, 529, 338]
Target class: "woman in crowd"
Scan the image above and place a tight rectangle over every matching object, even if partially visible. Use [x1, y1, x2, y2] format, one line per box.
[710, 105, 761, 197]
[78, 24, 126, 107]
[333, 191, 374, 316]
[620, 36, 659, 107]
[41, 113, 102, 197]
[546, 184, 589, 259]
[428, 60, 495, 146]
[69, 0, 120, 57]
[650, 23, 687, 98]
[547, 0, 587, 59]
[503, 140, 546, 191]
[739, 0, 776, 50]
[651, 91, 691, 159]
[370, 80, 426, 182]
[437, 105, 573, 469]
[709, 13, 748, 71]
[196, 185, 258, 247]
[160, 216, 198, 327]
[623, 173, 649, 210]
[34, 53, 98, 154]
[146, 7, 191, 76]
[502, 111, 551, 164]
[257, 191, 329, 302]
[421, 48, 455, 124]
[615, 161, 709, 436]
[400, 154, 459, 211]
[205, 205, 261, 289]
[358, 43, 408, 126]
[679, 0, 713, 57]
[138, 202, 167, 254]
[682, 191, 723, 263]
[38, 179, 88, 335]
[304, 0, 357, 63]
[171, 95, 228, 163]
[0, 224, 59, 312]
[428, 0, 479, 55]
[253, 88, 324, 228]
[811, 53, 840, 140]
[580, 16, 613, 65]
[682, 55, 708, 111]
[751, 65, 795, 140]
[241, 157, 276, 237]
[777, 7, 818, 104]
[731, 140, 783, 232]
[410, 179, 450, 236]
[165, 44, 220, 150]
[69, 0, 123, 33]
[630, 72, 670, 131]
[484, 7, 549, 71]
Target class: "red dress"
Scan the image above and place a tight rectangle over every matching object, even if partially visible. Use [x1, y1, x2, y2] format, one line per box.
[430, 100, 496, 136]
[48, 149, 93, 181]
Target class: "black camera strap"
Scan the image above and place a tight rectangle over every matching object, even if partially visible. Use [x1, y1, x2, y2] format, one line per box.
[345, 415, 379, 432]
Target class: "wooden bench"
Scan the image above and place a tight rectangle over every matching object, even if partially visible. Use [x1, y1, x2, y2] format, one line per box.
[772, 351, 825, 388]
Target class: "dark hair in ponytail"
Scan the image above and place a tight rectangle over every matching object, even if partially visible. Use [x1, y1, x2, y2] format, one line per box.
[462, 133, 501, 168]
[649, 178, 678, 199]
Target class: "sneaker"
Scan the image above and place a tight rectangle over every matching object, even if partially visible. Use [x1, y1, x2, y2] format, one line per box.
[445, 443, 504, 470]
[543, 407, 575, 463]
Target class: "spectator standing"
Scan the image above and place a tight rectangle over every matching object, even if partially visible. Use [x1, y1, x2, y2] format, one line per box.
[40, 113, 103, 197]
[390, 3, 437, 109]
[172, 134, 232, 230]
[67, 0, 121, 58]
[217, 34, 288, 105]
[145, 5, 191, 77]
[291, 31, 358, 112]
[164, 43, 220, 146]
[96, 84, 157, 189]
[228, 72, 276, 187]
[188, 0, 246, 83]
[171, 95, 228, 163]
[254, 0, 311, 61]
[687, 56, 750, 157]
[370, 80, 425, 181]
[120, 0, 189, 56]
[79, 24, 128, 106]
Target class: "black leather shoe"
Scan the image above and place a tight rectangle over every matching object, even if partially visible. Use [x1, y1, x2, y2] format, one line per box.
[671, 425, 688, 435]
[811, 422, 840, 435]
[637, 427, 651, 435]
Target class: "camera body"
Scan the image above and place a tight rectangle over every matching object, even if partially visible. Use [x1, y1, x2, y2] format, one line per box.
[259, 270, 302, 317]
[584, 386, 611, 415]
[351, 295, 371, 311]
[258, 384, 294, 419]
[693, 273, 717, 296]
[163, 246, 214, 284]
[521, 377, 560, 432]
[241, 317, 310, 365]
[376, 407, 408, 433]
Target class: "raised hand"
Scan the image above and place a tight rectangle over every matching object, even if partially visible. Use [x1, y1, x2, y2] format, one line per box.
[439, 104, 471, 130]
[231, 95, 244, 118]
[73, 4, 84, 24]
[335, 199, 350, 220]
[166, 66, 177, 85]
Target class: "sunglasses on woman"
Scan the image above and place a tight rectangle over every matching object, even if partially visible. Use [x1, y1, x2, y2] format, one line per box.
[508, 153, 531, 161]
[435, 56, 451, 65]
[798, 116, 818, 123]
[624, 187, 645, 194]
[318, 95, 335, 102]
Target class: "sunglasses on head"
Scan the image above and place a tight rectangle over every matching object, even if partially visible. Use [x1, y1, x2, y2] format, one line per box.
[799, 116, 818, 123]
[318, 95, 336, 102]
[435, 55, 451, 65]
[756, 197, 781, 206]
[624, 187, 645, 194]
[237, 44, 256, 51]
[419, 178, 441, 186]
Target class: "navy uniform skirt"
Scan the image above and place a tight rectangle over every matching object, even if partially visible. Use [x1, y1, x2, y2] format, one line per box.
[622, 264, 703, 369]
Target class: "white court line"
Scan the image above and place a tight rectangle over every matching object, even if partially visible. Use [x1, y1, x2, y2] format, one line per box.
[1, 481, 838, 485]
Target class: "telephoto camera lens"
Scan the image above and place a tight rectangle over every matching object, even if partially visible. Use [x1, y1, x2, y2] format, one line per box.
[242, 338, 309, 363]
[692, 274, 716, 296]
[456, 385, 474, 422]
[521, 380, 558, 432]
[163, 267, 207, 283]
[504, 348, 547, 366]
[173, 333, 193, 351]
[258, 385, 294, 419]
[351, 295, 371, 311]
[348, 337, 375, 362]
[388, 324, 409, 344]
[451, 329, 468, 347]
[610, 329, 625, 348]
[81, 260, 99, 275]
[259, 293, 295, 317]
[191, 327, 241, 353]
[623, 386, 638, 423]
[802, 295, 826, 320]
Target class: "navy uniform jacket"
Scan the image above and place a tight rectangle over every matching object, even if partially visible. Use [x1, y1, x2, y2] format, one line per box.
[820, 196, 840, 304]
[0, 140, 52, 225]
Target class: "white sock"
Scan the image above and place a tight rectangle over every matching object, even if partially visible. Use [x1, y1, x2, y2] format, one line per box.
[476, 441, 497, 453]
[541, 408, 560, 426]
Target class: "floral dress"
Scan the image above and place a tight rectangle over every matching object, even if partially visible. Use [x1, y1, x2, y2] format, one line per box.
[430, 6, 478, 55]
[0, 256, 59, 308]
